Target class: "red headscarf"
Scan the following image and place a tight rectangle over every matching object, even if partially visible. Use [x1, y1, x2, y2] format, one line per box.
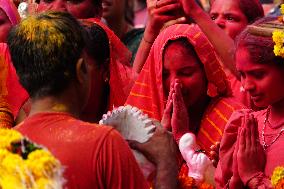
[126, 24, 232, 121]
[80, 19, 134, 112]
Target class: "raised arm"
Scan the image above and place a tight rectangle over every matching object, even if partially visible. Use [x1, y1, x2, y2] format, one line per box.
[132, 0, 185, 73]
[180, 0, 239, 78]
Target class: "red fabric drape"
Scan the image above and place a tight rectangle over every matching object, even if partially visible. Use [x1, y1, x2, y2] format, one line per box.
[0, 43, 28, 121]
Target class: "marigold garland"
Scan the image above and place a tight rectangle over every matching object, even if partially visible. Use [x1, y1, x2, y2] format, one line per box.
[271, 166, 284, 187]
[281, 4, 284, 15]
[0, 128, 65, 189]
[272, 30, 284, 58]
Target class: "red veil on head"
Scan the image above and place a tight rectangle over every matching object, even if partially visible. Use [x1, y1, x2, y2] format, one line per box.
[80, 18, 134, 111]
[126, 24, 232, 121]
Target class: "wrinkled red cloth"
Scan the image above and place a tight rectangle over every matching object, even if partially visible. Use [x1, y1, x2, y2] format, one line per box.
[126, 24, 243, 152]
[0, 0, 28, 120]
[0, 0, 20, 25]
[15, 112, 149, 189]
[215, 109, 282, 189]
[0, 43, 28, 119]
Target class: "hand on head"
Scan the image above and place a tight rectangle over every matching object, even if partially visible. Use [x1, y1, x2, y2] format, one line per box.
[162, 79, 190, 144]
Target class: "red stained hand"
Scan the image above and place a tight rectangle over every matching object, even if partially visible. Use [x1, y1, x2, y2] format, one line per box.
[144, 0, 184, 42]
[171, 80, 190, 143]
[237, 113, 266, 185]
[161, 80, 174, 130]
[162, 79, 190, 144]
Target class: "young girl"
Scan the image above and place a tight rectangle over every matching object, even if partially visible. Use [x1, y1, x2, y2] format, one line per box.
[215, 17, 284, 188]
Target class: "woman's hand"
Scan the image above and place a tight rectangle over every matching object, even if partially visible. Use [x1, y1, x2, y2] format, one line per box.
[162, 79, 190, 143]
[161, 80, 174, 131]
[237, 114, 266, 185]
[144, 0, 184, 43]
[171, 80, 190, 143]
[229, 131, 245, 188]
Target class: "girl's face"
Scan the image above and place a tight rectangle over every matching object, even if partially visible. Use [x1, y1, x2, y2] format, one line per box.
[162, 41, 208, 109]
[0, 8, 12, 42]
[210, 0, 248, 39]
[236, 47, 284, 108]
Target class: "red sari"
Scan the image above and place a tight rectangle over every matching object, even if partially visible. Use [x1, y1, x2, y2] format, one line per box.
[0, 43, 28, 126]
[126, 24, 244, 153]
[0, 0, 28, 125]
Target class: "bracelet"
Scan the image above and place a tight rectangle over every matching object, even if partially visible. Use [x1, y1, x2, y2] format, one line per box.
[143, 36, 154, 44]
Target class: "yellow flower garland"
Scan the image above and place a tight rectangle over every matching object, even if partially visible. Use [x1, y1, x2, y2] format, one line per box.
[281, 4, 284, 15]
[0, 128, 65, 189]
[273, 4, 284, 58]
[272, 30, 284, 58]
[271, 166, 284, 187]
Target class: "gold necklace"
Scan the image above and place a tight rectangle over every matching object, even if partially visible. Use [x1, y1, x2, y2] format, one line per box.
[262, 107, 284, 150]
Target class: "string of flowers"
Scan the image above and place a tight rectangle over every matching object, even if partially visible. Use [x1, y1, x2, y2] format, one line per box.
[272, 30, 284, 58]
[0, 128, 65, 189]
[273, 4, 284, 58]
[271, 166, 284, 189]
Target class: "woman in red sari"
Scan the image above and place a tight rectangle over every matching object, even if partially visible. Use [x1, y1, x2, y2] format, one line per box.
[126, 24, 244, 174]
[0, 0, 28, 127]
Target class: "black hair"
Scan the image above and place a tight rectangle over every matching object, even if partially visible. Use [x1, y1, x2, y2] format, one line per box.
[236, 16, 284, 68]
[83, 21, 110, 67]
[8, 11, 86, 98]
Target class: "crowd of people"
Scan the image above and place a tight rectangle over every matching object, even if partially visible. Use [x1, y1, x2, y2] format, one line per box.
[1, 0, 284, 188]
